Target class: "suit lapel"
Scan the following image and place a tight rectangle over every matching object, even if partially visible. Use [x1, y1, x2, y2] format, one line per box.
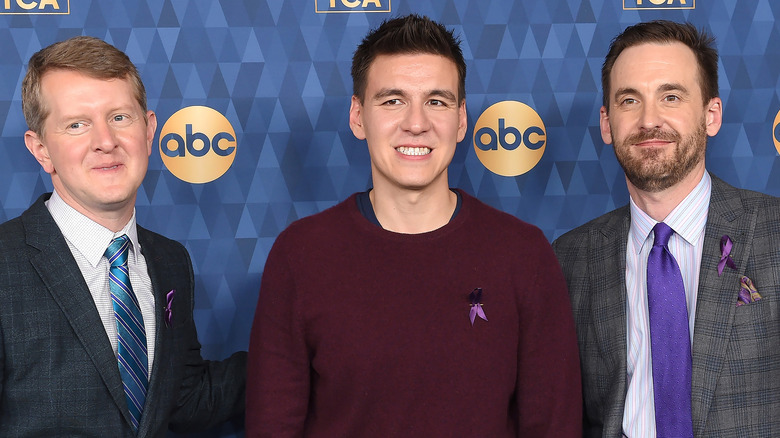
[21, 197, 132, 428]
[589, 208, 631, 435]
[690, 177, 754, 434]
[135, 228, 174, 437]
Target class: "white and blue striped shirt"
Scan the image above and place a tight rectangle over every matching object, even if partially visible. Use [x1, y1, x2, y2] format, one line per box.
[622, 172, 711, 437]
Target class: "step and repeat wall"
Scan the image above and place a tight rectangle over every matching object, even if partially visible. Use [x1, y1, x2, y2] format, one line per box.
[1, 0, 778, 436]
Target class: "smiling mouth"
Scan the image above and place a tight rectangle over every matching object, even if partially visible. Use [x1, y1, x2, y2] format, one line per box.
[396, 146, 431, 156]
[98, 165, 120, 170]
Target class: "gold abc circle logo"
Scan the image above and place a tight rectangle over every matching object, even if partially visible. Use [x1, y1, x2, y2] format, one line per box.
[473, 101, 546, 177]
[774, 109, 780, 156]
[159, 106, 237, 184]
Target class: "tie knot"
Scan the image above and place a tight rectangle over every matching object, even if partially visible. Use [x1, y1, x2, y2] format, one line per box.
[652, 222, 674, 248]
[105, 234, 130, 267]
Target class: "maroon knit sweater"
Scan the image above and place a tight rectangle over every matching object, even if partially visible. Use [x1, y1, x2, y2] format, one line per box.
[247, 190, 582, 437]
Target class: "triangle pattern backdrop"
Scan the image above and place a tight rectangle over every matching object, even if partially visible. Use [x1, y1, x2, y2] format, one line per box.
[1, 1, 779, 435]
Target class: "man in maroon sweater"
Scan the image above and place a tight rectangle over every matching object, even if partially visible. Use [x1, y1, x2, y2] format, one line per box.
[247, 14, 582, 437]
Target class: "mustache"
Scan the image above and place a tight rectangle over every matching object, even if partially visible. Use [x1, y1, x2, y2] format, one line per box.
[624, 128, 681, 144]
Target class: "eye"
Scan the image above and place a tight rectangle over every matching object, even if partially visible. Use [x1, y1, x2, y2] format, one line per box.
[111, 114, 134, 126]
[620, 97, 637, 105]
[663, 95, 680, 102]
[382, 98, 402, 106]
[65, 121, 89, 134]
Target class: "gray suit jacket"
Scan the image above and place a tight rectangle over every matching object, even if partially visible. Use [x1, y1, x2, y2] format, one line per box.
[552, 175, 780, 437]
[0, 194, 246, 437]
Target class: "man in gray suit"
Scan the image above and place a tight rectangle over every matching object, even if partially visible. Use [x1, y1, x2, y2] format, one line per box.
[553, 20, 780, 437]
[0, 36, 246, 436]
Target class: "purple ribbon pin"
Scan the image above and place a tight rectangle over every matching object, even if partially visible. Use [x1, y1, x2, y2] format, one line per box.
[469, 288, 488, 326]
[718, 235, 737, 276]
[164, 289, 175, 328]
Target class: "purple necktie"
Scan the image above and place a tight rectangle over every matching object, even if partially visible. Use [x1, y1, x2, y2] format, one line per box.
[647, 222, 693, 438]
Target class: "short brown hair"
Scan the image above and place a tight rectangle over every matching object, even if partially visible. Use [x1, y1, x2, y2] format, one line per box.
[601, 20, 718, 111]
[22, 36, 147, 134]
[351, 14, 466, 104]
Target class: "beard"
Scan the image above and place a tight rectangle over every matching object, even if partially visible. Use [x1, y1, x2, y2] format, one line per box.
[613, 121, 707, 193]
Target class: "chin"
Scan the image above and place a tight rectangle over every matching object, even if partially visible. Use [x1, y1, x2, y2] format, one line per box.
[397, 178, 435, 190]
[97, 191, 135, 206]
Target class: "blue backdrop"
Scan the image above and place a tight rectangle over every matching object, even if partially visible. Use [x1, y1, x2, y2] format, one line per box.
[1, 0, 778, 436]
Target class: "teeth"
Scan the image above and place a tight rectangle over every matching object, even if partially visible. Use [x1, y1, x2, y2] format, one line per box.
[397, 146, 431, 156]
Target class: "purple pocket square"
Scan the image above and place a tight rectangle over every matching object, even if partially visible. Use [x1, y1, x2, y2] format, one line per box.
[736, 276, 761, 306]
[164, 289, 175, 327]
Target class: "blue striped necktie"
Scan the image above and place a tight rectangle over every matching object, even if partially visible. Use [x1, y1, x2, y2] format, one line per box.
[105, 235, 148, 433]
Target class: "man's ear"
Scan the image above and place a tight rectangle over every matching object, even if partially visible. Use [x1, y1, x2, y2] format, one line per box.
[145, 110, 157, 157]
[705, 97, 723, 137]
[349, 95, 366, 140]
[24, 130, 55, 174]
[456, 99, 467, 143]
[599, 106, 613, 145]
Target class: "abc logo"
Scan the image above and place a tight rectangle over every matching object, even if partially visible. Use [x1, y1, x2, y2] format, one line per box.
[773, 109, 780, 156]
[473, 101, 546, 177]
[159, 106, 237, 184]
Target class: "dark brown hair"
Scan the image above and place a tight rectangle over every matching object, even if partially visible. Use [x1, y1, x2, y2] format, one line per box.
[351, 14, 466, 104]
[601, 20, 718, 110]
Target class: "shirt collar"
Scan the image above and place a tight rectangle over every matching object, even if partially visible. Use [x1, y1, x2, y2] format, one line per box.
[628, 171, 711, 254]
[46, 190, 141, 267]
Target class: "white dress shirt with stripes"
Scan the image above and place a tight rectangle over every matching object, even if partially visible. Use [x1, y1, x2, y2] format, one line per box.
[622, 171, 711, 437]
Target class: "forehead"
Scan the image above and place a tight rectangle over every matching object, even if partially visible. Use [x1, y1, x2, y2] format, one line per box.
[40, 70, 136, 107]
[365, 53, 459, 91]
[610, 42, 700, 88]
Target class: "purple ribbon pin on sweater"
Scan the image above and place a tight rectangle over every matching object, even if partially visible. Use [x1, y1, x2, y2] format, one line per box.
[718, 235, 737, 276]
[469, 288, 488, 326]
[164, 290, 175, 327]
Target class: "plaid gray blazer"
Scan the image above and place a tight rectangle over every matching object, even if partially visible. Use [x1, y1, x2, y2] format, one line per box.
[0, 194, 246, 437]
[552, 174, 780, 437]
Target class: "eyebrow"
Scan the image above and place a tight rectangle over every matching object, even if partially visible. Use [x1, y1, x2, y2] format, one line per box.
[372, 88, 458, 102]
[657, 82, 689, 95]
[613, 82, 690, 100]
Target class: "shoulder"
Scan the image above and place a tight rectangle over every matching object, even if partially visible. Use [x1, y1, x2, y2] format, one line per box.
[0, 214, 25, 242]
[137, 225, 186, 250]
[709, 175, 780, 240]
[553, 205, 630, 251]
[259, 195, 361, 282]
[551, 206, 630, 275]
[0, 215, 30, 272]
[275, 195, 358, 243]
[0, 193, 55, 248]
[136, 225, 191, 266]
[711, 174, 780, 212]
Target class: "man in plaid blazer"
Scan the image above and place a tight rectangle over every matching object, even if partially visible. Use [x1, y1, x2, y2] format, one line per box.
[0, 36, 246, 437]
[553, 20, 780, 437]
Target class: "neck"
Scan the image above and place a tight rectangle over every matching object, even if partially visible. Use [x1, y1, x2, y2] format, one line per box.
[369, 185, 457, 234]
[627, 166, 705, 222]
[91, 212, 134, 233]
